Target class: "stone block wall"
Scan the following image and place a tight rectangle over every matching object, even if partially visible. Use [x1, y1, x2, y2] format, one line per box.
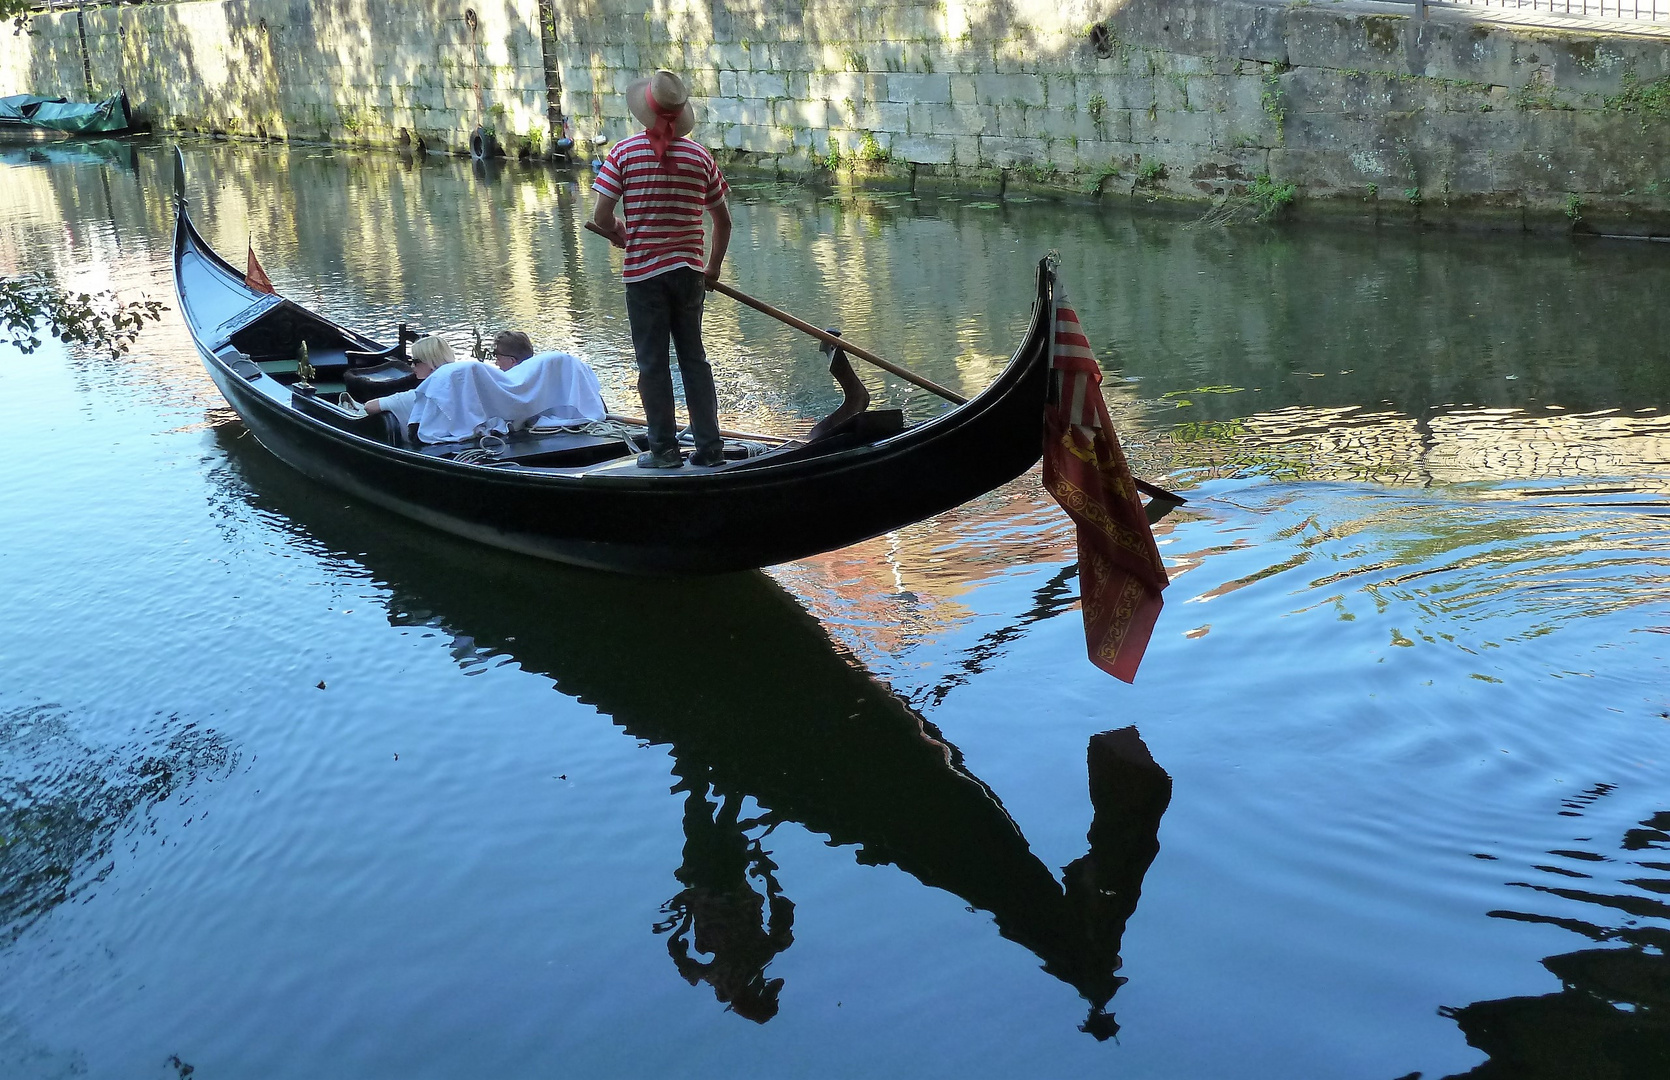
[3, 0, 551, 153]
[550, 0, 1670, 227]
[0, 9, 88, 99]
[4, 0, 1670, 228]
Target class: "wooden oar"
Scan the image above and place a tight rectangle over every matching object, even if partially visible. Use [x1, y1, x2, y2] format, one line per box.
[584, 219, 966, 404]
[707, 280, 970, 406]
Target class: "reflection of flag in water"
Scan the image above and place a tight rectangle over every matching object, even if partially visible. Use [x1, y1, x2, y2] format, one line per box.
[1042, 283, 1169, 683]
[246, 242, 275, 295]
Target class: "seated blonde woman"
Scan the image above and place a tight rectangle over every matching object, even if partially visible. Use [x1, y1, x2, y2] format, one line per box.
[363, 334, 456, 428]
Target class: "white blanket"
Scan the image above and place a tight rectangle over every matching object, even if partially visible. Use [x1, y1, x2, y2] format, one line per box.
[407, 352, 608, 444]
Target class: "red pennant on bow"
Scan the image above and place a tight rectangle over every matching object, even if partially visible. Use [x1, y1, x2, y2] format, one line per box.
[246, 242, 275, 295]
[1042, 288, 1169, 682]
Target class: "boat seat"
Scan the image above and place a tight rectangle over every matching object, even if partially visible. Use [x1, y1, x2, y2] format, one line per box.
[228, 304, 354, 362]
[252, 347, 351, 380]
[417, 430, 630, 467]
[379, 411, 416, 449]
[345, 345, 403, 368]
[301, 347, 350, 372]
[344, 359, 418, 401]
[289, 386, 410, 447]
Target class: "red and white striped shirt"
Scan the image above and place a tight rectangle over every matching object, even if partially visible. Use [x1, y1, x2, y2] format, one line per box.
[592, 133, 730, 283]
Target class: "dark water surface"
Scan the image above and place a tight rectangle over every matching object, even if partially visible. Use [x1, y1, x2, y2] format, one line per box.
[2, 139, 1668, 1079]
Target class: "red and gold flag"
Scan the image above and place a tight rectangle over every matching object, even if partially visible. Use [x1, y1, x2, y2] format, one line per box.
[246, 242, 275, 295]
[1042, 287, 1169, 682]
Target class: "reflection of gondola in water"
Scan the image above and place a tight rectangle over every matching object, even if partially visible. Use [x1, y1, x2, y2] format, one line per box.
[0, 138, 138, 170]
[1435, 806, 1670, 1078]
[208, 421, 1172, 1036]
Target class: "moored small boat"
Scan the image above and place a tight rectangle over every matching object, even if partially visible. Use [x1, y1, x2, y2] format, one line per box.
[0, 92, 133, 140]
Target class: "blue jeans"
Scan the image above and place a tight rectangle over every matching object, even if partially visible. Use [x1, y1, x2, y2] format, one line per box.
[624, 267, 721, 458]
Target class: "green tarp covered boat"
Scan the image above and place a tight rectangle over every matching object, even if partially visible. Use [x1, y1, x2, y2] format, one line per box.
[0, 92, 132, 137]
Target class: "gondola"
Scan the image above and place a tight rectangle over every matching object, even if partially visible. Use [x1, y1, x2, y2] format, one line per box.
[173, 149, 1054, 574]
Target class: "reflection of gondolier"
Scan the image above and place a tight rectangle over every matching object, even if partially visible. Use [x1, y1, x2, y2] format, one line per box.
[590, 69, 733, 470]
[654, 768, 794, 1023]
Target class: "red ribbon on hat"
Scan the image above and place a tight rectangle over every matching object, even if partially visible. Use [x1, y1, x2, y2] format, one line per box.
[644, 83, 684, 164]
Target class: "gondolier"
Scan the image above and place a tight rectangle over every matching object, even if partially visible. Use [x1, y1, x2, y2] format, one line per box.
[590, 69, 733, 470]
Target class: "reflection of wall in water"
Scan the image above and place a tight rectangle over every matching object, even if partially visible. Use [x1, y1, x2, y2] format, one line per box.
[1164, 403, 1670, 493]
[2, 143, 1050, 425]
[9, 143, 1670, 488]
[0, 703, 239, 947]
[0, 145, 216, 395]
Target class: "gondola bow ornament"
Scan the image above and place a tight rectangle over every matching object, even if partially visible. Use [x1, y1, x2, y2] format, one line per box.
[1043, 280, 1169, 683]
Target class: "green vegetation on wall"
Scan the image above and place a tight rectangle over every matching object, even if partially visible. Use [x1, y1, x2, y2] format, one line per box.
[1603, 71, 1670, 119]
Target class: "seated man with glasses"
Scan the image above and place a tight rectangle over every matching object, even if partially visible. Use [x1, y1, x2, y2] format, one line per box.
[491, 330, 537, 371]
[481, 328, 609, 434]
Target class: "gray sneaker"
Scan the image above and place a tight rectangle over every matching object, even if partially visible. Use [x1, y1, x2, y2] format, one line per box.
[637, 449, 684, 469]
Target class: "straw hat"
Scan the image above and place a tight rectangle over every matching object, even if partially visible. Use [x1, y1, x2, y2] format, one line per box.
[627, 69, 697, 136]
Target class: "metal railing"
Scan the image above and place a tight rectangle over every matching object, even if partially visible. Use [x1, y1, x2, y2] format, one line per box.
[1431, 0, 1670, 23]
[27, 1, 173, 10]
[1362, 0, 1670, 25]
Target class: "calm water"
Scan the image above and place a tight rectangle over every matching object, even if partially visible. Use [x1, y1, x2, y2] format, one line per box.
[2, 138, 1668, 1079]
